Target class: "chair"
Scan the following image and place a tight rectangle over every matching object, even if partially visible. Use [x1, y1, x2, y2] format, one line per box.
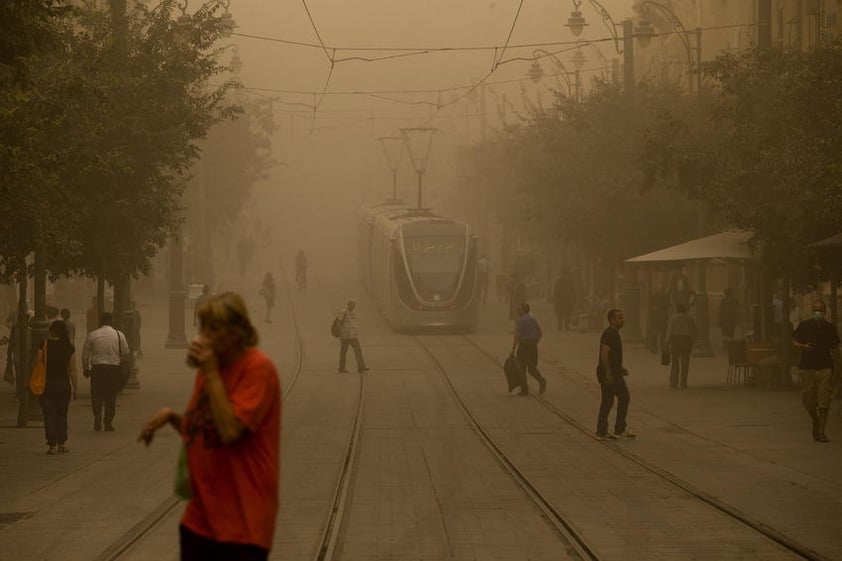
[726, 340, 751, 386]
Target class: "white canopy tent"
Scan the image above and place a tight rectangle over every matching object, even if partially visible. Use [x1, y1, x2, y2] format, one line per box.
[626, 230, 756, 264]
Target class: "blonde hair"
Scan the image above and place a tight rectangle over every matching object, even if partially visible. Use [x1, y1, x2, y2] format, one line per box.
[197, 292, 259, 347]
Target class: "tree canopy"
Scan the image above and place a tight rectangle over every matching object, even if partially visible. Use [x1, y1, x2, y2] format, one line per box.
[0, 1, 241, 283]
[642, 40, 842, 289]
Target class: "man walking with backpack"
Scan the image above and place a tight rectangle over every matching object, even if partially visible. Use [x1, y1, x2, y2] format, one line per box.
[335, 299, 369, 373]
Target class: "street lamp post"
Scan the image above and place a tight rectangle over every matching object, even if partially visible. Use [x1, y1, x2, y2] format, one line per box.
[565, 0, 642, 341]
[400, 128, 437, 210]
[377, 136, 405, 200]
[633, 1, 713, 356]
[564, 0, 634, 97]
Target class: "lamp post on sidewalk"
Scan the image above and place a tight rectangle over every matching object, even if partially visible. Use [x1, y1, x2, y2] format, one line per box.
[564, 0, 643, 341]
[633, 1, 713, 356]
[400, 128, 437, 210]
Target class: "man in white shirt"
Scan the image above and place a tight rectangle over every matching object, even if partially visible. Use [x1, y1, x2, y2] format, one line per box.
[82, 313, 130, 432]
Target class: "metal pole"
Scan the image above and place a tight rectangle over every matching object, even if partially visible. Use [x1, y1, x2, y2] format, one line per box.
[620, 18, 642, 341]
[28, 250, 48, 421]
[480, 84, 487, 142]
[695, 28, 702, 94]
[14, 258, 29, 428]
[392, 169, 397, 200]
[623, 19, 635, 100]
[416, 171, 424, 209]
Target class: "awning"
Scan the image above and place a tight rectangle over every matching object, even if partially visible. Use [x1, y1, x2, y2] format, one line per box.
[626, 230, 755, 263]
[804, 232, 842, 249]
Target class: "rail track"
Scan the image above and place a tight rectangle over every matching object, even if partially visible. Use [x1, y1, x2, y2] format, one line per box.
[451, 334, 828, 561]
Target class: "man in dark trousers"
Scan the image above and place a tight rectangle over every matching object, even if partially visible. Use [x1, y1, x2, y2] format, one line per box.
[511, 302, 546, 396]
[793, 300, 840, 442]
[596, 309, 636, 440]
[82, 313, 130, 432]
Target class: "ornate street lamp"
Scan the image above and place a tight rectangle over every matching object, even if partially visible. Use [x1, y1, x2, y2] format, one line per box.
[565, 7, 588, 36]
[634, 1, 701, 93]
[565, 0, 623, 54]
[564, 0, 635, 101]
[528, 49, 579, 101]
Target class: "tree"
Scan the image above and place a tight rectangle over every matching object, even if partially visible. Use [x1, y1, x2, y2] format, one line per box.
[459, 80, 698, 276]
[0, 2, 241, 289]
[642, 41, 842, 291]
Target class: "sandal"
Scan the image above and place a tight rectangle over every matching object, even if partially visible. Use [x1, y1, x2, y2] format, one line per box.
[57, 445, 69, 454]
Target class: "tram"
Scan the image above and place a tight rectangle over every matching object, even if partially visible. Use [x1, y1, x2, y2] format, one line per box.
[358, 200, 480, 331]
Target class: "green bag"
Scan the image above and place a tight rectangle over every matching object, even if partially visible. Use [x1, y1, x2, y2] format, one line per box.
[174, 445, 193, 500]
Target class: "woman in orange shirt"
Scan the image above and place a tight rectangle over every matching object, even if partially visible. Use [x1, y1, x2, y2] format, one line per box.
[138, 292, 281, 560]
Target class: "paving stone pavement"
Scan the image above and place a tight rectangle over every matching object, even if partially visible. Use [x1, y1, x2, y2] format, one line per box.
[2, 283, 841, 560]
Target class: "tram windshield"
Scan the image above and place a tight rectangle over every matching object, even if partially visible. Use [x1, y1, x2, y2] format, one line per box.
[404, 236, 464, 300]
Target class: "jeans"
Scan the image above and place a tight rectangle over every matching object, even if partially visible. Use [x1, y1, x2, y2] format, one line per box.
[596, 375, 630, 435]
[339, 338, 367, 372]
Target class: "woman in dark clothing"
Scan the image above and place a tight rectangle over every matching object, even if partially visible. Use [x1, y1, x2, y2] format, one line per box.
[41, 320, 77, 454]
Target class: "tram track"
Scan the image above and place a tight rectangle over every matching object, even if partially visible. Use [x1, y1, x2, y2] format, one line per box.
[313, 370, 366, 561]
[457, 333, 829, 561]
[413, 335, 598, 561]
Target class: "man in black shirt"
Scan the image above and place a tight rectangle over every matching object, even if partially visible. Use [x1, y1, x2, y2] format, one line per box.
[596, 309, 636, 440]
[793, 300, 840, 442]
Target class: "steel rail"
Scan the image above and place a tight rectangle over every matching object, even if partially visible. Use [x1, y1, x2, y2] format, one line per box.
[414, 336, 600, 561]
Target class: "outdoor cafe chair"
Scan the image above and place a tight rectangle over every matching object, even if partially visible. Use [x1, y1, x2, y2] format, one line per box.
[726, 339, 751, 386]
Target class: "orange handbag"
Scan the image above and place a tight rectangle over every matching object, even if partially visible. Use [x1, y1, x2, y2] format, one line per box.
[29, 341, 47, 396]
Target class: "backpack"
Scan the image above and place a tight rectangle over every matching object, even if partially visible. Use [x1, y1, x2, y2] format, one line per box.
[330, 313, 344, 338]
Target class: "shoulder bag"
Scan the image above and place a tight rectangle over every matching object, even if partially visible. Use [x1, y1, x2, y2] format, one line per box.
[114, 328, 131, 391]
